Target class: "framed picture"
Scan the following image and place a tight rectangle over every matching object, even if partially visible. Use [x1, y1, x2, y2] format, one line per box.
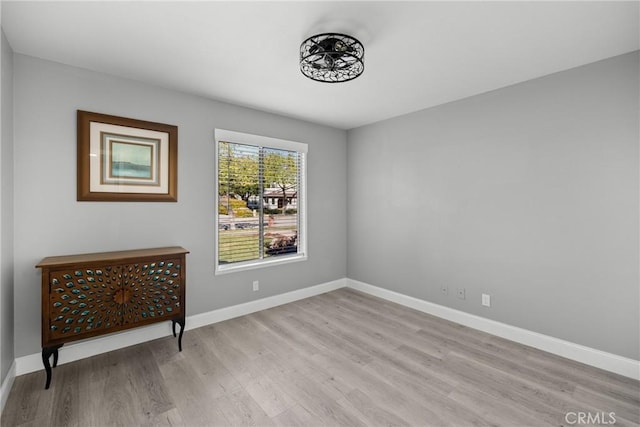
[77, 110, 178, 202]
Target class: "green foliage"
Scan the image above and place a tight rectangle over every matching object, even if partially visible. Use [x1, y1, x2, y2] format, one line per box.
[264, 208, 296, 215]
[263, 149, 298, 214]
[218, 197, 254, 218]
[218, 142, 259, 198]
[234, 209, 254, 218]
[264, 208, 280, 215]
[263, 150, 297, 189]
[218, 143, 299, 216]
[218, 230, 260, 264]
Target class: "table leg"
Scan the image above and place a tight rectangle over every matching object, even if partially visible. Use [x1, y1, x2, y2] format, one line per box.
[41, 344, 63, 390]
[172, 318, 185, 352]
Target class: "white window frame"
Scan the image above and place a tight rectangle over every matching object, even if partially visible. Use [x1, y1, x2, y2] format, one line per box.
[214, 129, 308, 274]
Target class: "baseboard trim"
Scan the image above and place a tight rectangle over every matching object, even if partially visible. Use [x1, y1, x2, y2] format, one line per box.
[347, 278, 640, 380]
[187, 278, 346, 330]
[12, 277, 639, 381]
[0, 361, 16, 415]
[14, 278, 347, 376]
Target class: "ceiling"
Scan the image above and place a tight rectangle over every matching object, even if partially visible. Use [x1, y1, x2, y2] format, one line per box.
[2, 1, 639, 130]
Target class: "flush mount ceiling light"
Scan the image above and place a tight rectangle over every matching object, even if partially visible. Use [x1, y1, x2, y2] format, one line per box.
[300, 33, 364, 83]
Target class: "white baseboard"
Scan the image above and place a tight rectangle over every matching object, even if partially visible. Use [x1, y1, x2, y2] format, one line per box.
[14, 278, 347, 376]
[15, 322, 174, 377]
[187, 278, 346, 330]
[0, 361, 16, 416]
[12, 276, 639, 382]
[347, 278, 640, 380]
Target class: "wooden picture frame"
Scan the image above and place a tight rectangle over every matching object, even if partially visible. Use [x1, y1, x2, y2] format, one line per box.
[77, 110, 178, 202]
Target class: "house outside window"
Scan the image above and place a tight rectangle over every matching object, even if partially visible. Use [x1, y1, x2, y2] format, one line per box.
[215, 129, 307, 273]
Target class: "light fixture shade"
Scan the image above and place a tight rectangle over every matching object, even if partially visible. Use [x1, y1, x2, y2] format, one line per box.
[300, 33, 364, 83]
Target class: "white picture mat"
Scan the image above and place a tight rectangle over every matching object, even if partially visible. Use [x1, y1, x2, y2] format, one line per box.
[89, 122, 169, 194]
[101, 134, 160, 185]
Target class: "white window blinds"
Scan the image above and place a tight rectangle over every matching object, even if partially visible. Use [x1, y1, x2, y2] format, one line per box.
[215, 129, 307, 272]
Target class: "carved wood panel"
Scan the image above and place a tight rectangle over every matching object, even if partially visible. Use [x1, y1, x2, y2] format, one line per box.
[120, 259, 183, 325]
[38, 247, 188, 389]
[42, 249, 186, 345]
[48, 265, 123, 340]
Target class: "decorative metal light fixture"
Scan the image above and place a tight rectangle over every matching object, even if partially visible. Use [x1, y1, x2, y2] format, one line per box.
[300, 33, 364, 83]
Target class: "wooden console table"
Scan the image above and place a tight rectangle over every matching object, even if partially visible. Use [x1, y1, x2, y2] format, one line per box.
[36, 246, 189, 389]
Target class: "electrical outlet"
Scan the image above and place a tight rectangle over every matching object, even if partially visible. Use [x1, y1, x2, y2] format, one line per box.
[253, 280, 259, 291]
[441, 285, 448, 295]
[457, 288, 465, 300]
[482, 293, 491, 307]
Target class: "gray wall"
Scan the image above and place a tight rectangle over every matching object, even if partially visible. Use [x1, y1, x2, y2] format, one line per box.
[13, 54, 347, 358]
[347, 52, 639, 360]
[7, 49, 639, 362]
[1, 29, 14, 382]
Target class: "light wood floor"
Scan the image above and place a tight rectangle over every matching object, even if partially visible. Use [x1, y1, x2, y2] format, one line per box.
[2, 288, 639, 427]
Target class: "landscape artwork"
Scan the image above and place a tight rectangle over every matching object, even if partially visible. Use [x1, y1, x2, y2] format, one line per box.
[77, 110, 178, 202]
[105, 136, 156, 182]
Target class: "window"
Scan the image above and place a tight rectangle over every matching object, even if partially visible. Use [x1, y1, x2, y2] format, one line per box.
[215, 129, 307, 273]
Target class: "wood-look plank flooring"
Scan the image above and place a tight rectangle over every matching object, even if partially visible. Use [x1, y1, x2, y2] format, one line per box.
[3, 288, 639, 426]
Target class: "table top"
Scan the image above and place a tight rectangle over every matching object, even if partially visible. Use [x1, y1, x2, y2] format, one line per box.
[36, 246, 189, 268]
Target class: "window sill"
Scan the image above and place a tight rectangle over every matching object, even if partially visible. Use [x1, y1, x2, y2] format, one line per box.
[215, 254, 307, 275]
